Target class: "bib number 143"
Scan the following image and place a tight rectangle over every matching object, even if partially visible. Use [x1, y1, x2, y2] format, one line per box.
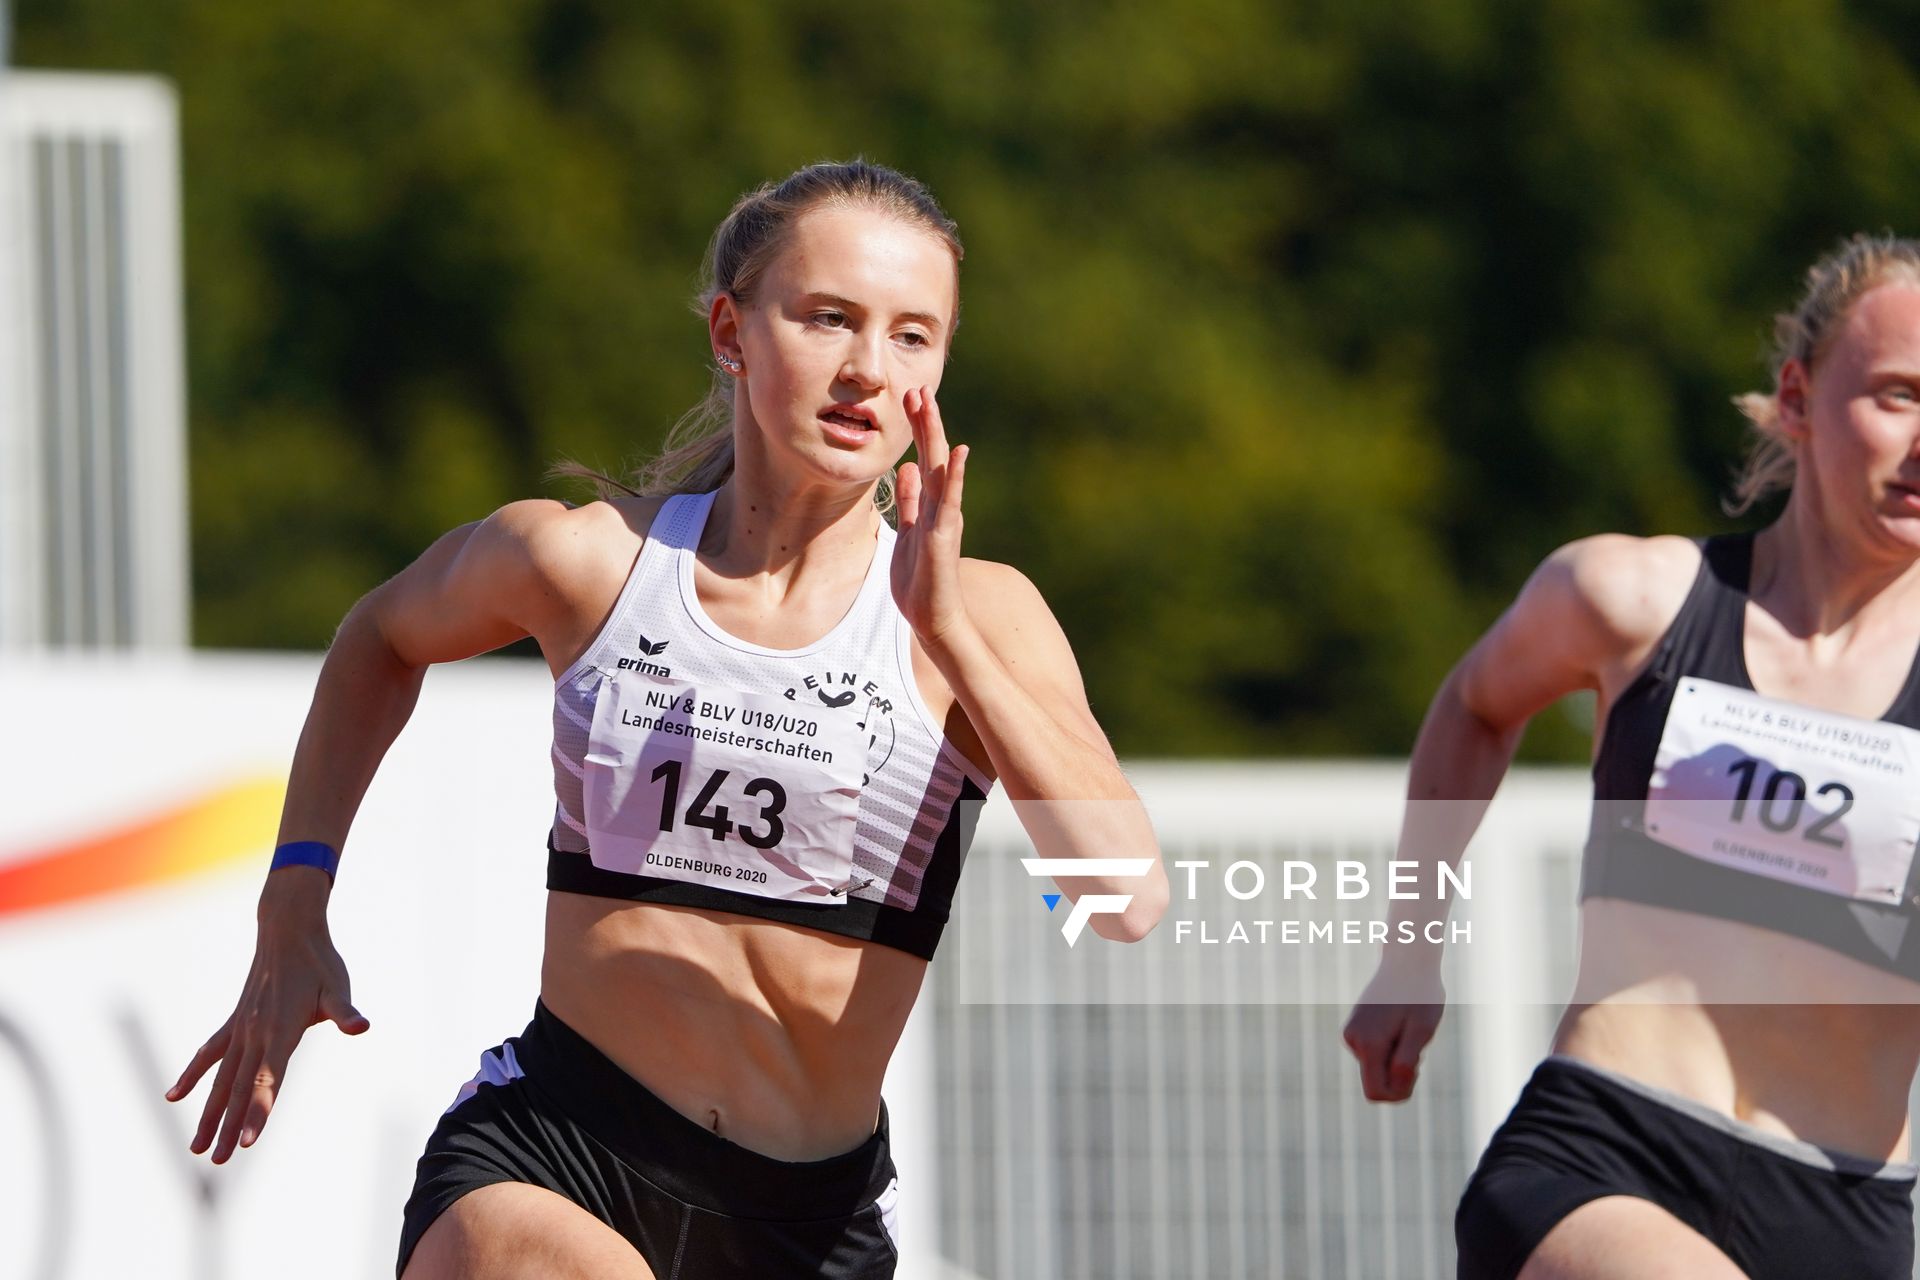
[651, 762, 787, 849]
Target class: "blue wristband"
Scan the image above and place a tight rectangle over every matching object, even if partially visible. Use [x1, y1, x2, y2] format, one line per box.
[271, 840, 340, 880]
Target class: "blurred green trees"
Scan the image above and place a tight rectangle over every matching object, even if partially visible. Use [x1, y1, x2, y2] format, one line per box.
[19, 0, 1920, 757]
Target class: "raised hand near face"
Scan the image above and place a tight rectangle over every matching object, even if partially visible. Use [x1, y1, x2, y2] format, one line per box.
[891, 385, 972, 648]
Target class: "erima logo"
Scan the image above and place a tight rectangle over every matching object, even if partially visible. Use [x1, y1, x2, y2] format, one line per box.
[617, 637, 670, 676]
[1021, 858, 1157, 946]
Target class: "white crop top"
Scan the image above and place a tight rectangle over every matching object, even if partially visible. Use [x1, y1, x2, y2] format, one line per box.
[545, 490, 991, 959]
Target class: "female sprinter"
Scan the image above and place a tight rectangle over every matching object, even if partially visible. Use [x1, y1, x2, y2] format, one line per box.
[1345, 233, 1920, 1280]
[166, 160, 1168, 1279]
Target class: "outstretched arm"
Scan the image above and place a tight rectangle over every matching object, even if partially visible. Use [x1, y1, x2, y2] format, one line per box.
[167, 499, 601, 1160]
[1343, 534, 1698, 1101]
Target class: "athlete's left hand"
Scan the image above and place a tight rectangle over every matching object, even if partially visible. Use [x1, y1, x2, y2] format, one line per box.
[892, 386, 972, 648]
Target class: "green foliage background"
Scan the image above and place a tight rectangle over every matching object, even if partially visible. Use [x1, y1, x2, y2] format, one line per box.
[20, 0, 1920, 758]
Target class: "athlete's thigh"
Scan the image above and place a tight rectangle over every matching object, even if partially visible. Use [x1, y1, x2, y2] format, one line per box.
[1517, 1195, 1743, 1280]
[403, 1182, 657, 1280]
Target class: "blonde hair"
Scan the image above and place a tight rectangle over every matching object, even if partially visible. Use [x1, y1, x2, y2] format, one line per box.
[558, 160, 962, 506]
[1727, 232, 1920, 513]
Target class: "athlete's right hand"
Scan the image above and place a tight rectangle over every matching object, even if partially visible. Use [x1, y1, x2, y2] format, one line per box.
[1342, 957, 1446, 1103]
[166, 868, 369, 1163]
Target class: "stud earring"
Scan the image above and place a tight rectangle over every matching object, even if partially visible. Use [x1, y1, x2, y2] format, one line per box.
[716, 355, 743, 375]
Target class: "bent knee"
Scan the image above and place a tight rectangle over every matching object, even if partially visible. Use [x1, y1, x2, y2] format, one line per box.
[404, 1183, 656, 1280]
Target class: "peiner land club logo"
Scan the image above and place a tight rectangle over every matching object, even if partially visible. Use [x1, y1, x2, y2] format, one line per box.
[784, 668, 897, 785]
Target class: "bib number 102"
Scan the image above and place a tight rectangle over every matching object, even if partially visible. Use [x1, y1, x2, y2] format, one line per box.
[1726, 757, 1852, 848]
[650, 762, 787, 849]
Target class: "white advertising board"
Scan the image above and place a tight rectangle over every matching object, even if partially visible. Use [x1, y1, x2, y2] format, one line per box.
[0, 652, 938, 1279]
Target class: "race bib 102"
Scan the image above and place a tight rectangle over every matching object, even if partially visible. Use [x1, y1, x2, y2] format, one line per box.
[1641, 678, 1920, 905]
[582, 673, 867, 903]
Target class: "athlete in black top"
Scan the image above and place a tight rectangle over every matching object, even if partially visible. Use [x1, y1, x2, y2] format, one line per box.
[1346, 233, 1920, 1279]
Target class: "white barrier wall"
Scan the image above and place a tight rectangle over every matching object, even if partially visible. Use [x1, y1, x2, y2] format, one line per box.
[0, 652, 1608, 1280]
[23, 655, 1914, 1278]
[0, 653, 939, 1280]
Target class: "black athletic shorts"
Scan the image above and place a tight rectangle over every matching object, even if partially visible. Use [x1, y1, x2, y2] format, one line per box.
[397, 1001, 900, 1278]
[1456, 1054, 1916, 1280]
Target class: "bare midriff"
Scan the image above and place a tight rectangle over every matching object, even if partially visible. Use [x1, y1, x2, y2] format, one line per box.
[1554, 897, 1920, 1162]
[539, 892, 927, 1162]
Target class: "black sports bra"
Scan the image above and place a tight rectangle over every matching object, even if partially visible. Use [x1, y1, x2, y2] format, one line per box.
[1582, 532, 1920, 978]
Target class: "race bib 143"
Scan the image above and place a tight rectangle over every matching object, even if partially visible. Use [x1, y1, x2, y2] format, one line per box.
[582, 673, 867, 903]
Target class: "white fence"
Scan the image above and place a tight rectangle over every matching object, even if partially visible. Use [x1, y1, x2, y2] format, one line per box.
[0, 71, 188, 649]
[933, 767, 1591, 1280]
